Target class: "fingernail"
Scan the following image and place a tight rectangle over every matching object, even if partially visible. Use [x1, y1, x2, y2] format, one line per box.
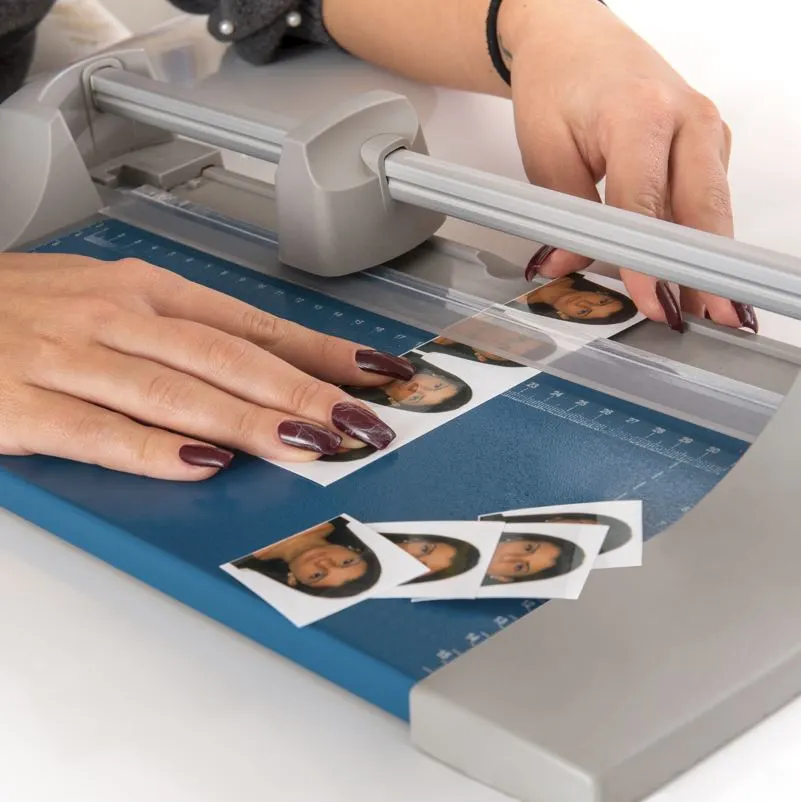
[732, 302, 759, 334]
[355, 349, 415, 381]
[525, 245, 557, 281]
[179, 444, 234, 469]
[277, 420, 342, 455]
[655, 281, 685, 333]
[331, 402, 396, 450]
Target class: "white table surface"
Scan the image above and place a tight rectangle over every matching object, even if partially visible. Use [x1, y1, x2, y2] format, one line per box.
[3, 3, 801, 801]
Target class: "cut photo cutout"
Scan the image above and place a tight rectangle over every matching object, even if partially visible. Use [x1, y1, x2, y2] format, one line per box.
[504, 272, 646, 342]
[417, 324, 558, 368]
[479, 500, 643, 569]
[477, 522, 607, 599]
[431, 316, 567, 369]
[220, 514, 427, 627]
[266, 339, 540, 486]
[368, 520, 505, 599]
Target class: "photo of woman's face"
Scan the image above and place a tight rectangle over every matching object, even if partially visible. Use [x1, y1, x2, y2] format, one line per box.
[288, 543, 366, 589]
[222, 515, 428, 627]
[487, 537, 562, 581]
[397, 538, 457, 575]
[251, 520, 370, 592]
[526, 277, 624, 321]
[344, 351, 472, 414]
[385, 373, 461, 408]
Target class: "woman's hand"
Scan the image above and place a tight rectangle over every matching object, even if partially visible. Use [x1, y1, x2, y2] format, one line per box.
[0, 254, 412, 480]
[322, 0, 755, 333]
[497, 0, 755, 333]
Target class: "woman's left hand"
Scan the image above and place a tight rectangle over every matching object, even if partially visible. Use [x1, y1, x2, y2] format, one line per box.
[498, 0, 756, 333]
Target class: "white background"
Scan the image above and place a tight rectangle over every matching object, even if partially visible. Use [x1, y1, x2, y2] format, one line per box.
[5, 2, 801, 801]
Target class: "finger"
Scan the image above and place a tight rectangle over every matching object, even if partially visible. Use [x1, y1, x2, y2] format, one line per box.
[93, 313, 396, 450]
[9, 386, 233, 481]
[33, 341, 393, 457]
[134, 269, 413, 385]
[39, 346, 343, 460]
[517, 119, 602, 280]
[603, 111, 682, 327]
[721, 119, 732, 173]
[669, 115, 745, 329]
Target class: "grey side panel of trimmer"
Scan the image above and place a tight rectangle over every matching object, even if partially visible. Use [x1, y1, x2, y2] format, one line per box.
[410, 369, 801, 802]
[0, 48, 168, 252]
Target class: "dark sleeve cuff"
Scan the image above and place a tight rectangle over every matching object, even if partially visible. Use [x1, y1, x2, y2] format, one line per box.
[168, 0, 336, 66]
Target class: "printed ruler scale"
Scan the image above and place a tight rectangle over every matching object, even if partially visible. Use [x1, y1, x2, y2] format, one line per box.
[505, 381, 737, 476]
[3, 217, 749, 718]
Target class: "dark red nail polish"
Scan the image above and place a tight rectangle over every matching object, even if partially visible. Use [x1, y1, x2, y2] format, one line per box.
[179, 444, 234, 469]
[355, 350, 415, 381]
[732, 302, 759, 334]
[277, 420, 342, 455]
[525, 245, 556, 281]
[655, 281, 685, 333]
[331, 402, 396, 450]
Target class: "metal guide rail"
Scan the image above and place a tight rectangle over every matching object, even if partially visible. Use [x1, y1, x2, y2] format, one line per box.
[88, 67, 801, 317]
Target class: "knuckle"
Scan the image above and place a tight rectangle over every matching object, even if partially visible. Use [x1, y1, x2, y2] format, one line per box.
[689, 92, 723, 125]
[22, 298, 117, 379]
[114, 258, 170, 290]
[629, 80, 676, 128]
[30, 325, 69, 351]
[114, 257, 158, 275]
[244, 309, 284, 346]
[72, 413, 111, 448]
[25, 337, 75, 379]
[143, 372, 194, 413]
[318, 333, 348, 364]
[30, 296, 121, 341]
[232, 404, 264, 445]
[203, 335, 253, 377]
[74, 296, 123, 329]
[132, 429, 163, 469]
[632, 183, 666, 218]
[289, 378, 325, 416]
[704, 180, 733, 220]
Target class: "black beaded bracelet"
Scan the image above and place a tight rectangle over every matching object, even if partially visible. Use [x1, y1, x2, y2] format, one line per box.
[486, 0, 608, 87]
[486, 0, 511, 86]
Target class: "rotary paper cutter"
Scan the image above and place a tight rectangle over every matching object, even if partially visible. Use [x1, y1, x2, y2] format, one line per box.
[2, 18, 801, 802]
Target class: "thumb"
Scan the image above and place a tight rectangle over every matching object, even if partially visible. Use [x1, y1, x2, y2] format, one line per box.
[518, 120, 603, 281]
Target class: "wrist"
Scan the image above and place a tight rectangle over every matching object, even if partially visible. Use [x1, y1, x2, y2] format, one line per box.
[497, 0, 606, 64]
[496, 0, 532, 59]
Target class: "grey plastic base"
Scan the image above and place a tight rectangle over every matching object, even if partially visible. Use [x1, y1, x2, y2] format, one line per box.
[410, 368, 801, 802]
[0, 50, 171, 251]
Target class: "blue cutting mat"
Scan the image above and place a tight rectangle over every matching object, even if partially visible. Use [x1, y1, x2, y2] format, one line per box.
[0, 219, 749, 719]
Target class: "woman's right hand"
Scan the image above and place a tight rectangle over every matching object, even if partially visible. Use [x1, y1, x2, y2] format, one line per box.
[0, 253, 413, 480]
